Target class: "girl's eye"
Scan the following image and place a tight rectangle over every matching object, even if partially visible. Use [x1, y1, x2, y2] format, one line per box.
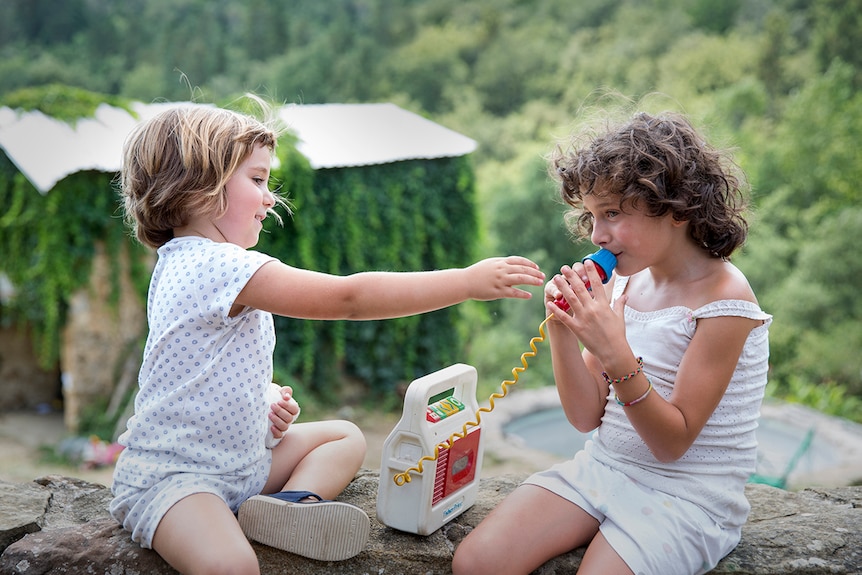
[606, 210, 619, 219]
[253, 177, 266, 185]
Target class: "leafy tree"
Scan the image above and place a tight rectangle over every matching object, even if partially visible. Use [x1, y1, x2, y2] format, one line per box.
[388, 24, 472, 114]
[685, 0, 742, 34]
[6, 0, 87, 46]
[737, 61, 862, 393]
[657, 32, 760, 98]
[812, 0, 862, 87]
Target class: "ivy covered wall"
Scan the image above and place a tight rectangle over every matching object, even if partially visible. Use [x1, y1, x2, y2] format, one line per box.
[0, 154, 150, 368]
[261, 147, 478, 397]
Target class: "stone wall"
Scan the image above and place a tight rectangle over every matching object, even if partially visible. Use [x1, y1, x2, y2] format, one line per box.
[1, 242, 147, 431]
[60, 242, 147, 432]
[1, 472, 859, 574]
[0, 325, 59, 412]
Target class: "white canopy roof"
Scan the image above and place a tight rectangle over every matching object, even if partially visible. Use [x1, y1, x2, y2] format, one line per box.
[279, 103, 477, 169]
[0, 101, 476, 194]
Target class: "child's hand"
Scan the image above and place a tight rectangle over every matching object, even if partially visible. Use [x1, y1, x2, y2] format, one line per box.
[545, 260, 628, 352]
[544, 261, 590, 312]
[269, 385, 301, 439]
[467, 256, 545, 301]
[264, 384, 300, 448]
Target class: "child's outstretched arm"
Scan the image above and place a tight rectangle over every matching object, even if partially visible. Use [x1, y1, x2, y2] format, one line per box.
[235, 255, 545, 321]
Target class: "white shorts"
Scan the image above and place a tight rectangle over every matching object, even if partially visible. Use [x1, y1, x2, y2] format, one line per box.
[110, 455, 271, 548]
[524, 449, 740, 575]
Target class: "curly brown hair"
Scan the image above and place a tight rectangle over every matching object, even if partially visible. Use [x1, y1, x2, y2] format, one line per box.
[120, 101, 284, 249]
[551, 112, 749, 258]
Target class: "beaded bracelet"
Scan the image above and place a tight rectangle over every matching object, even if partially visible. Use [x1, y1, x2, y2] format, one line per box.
[602, 357, 644, 385]
[615, 378, 653, 407]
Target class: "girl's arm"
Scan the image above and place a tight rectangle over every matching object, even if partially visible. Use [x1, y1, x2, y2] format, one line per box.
[544, 261, 622, 431]
[235, 255, 545, 320]
[548, 260, 759, 462]
[546, 323, 609, 432]
[609, 315, 758, 462]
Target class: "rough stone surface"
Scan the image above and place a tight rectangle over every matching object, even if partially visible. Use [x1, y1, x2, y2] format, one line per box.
[0, 481, 49, 552]
[1, 472, 859, 574]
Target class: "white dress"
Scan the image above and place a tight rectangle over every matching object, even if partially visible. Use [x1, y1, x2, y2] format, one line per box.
[110, 237, 277, 548]
[525, 275, 772, 575]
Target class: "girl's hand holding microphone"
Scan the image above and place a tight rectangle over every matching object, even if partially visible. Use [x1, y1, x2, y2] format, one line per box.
[544, 248, 617, 313]
[544, 250, 627, 354]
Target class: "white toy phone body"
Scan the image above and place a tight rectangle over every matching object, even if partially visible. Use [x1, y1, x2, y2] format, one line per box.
[376, 363, 484, 535]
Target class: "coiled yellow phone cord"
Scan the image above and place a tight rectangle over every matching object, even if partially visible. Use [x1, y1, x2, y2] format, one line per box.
[393, 313, 554, 486]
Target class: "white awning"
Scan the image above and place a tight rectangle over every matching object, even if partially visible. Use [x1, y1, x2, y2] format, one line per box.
[279, 103, 477, 169]
[0, 103, 135, 194]
[0, 101, 476, 194]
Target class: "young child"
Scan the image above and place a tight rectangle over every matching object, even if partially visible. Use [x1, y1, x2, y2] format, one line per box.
[452, 112, 771, 575]
[110, 101, 545, 575]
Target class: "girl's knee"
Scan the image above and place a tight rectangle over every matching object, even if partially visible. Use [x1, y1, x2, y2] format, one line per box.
[336, 420, 367, 458]
[452, 531, 495, 575]
[340, 419, 365, 439]
[193, 545, 259, 575]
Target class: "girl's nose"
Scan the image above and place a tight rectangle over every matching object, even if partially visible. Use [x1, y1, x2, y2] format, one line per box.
[591, 223, 608, 246]
[263, 190, 276, 208]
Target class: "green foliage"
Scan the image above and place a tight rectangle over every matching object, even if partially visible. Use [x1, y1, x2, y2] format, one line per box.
[480, 146, 585, 270]
[752, 207, 862, 395]
[0, 158, 149, 368]
[388, 24, 473, 114]
[735, 63, 862, 395]
[657, 32, 760, 97]
[685, 0, 742, 33]
[0, 86, 151, 369]
[765, 376, 862, 424]
[257, 151, 478, 398]
[1, 84, 132, 121]
[811, 0, 862, 87]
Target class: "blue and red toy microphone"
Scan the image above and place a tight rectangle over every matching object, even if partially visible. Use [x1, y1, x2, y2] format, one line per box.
[554, 248, 617, 311]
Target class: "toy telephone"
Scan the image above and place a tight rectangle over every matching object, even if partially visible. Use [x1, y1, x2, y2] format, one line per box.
[376, 363, 484, 535]
[376, 249, 617, 536]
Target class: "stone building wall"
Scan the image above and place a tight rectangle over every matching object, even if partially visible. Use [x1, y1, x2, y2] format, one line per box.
[0, 241, 147, 432]
[60, 242, 147, 432]
[0, 325, 59, 412]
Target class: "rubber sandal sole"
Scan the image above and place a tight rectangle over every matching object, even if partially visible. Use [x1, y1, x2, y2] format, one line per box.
[238, 495, 370, 561]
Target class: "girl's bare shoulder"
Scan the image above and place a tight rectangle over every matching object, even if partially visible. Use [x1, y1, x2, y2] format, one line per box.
[708, 260, 758, 305]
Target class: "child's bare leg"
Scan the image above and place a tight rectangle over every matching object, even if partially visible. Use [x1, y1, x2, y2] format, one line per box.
[264, 420, 366, 498]
[452, 484, 599, 575]
[152, 492, 259, 575]
[577, 531, 634, 575]
[237, 420, 369, 562]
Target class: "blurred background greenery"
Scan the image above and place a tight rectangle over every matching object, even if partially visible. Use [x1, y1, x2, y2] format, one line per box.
[1, 0, 860, 429]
